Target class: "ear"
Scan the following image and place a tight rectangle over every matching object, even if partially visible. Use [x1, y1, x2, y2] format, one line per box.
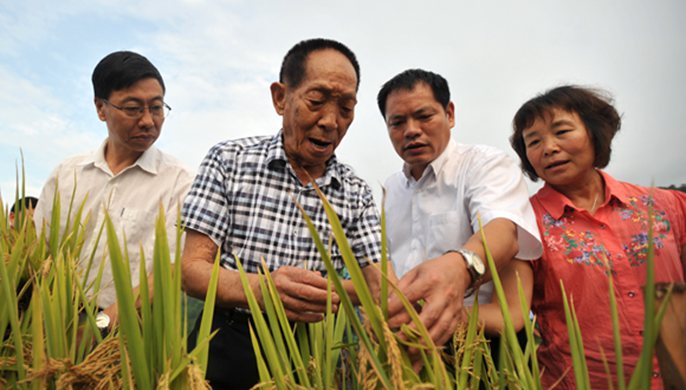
[270, 82, 287, 115]
[446, 101, 456, 128]
[94, 97, 107, 122]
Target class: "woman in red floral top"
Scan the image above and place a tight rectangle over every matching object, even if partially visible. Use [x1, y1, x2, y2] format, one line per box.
[510, 85, 686, 389]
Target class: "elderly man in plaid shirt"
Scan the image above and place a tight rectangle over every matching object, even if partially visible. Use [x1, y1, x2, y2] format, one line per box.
[180, 38, 384, 389]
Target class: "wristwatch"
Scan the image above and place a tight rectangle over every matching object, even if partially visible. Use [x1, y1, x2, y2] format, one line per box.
[95, 311, 111, 336]
[446, 248, 486, 296]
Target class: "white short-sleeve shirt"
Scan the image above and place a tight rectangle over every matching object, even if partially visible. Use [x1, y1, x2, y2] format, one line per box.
[384, 139, 542, 305]
[34, 140, 194, 308]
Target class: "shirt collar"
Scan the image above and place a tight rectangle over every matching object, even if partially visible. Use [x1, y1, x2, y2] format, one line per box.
[265, 130, 342, 188]
[535, 170, 628, 219]
[402, 138, 456, 184]
[80, 139, 160, 175]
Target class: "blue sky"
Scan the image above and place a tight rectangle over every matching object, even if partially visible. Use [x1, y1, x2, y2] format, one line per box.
[2, 0, 685, 208]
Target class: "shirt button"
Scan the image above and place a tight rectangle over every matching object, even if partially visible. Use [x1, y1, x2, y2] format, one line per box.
[628, 291, 637, 298]
[652, 371, 661, 378]
[599, 224, 606, 229]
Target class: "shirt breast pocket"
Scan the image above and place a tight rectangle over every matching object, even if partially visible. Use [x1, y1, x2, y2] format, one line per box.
[428, 211, 462, 254]
[119, 208, 158, 249]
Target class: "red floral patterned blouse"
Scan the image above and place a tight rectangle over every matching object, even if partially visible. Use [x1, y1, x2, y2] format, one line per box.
[530, 170, 686, 389]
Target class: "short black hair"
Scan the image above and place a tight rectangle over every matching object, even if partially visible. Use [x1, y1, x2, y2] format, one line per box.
[279, 38, 360, 90]
[377, 69, 451, 118]
[511, 85, 622, 181]
[92, 51, 165, 100]
[10, 196, 38, 213]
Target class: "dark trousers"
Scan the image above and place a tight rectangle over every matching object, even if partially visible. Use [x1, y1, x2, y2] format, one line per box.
[188, 309, 259, 390]
[489, 328, 529, 366]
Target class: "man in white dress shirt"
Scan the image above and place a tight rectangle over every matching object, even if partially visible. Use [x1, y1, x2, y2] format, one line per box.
[34, 51, 193, 333]
[378, 69, 542, 348]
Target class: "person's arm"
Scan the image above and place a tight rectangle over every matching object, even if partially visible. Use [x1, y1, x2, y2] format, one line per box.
[475, 259, 533, 335]
[181, 229, 338, 322]
[387, 218, 519, 346]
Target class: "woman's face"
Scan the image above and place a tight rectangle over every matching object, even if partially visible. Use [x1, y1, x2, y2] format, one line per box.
[522, 108, 596, 189]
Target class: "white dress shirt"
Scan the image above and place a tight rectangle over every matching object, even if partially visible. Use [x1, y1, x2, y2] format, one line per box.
[384, 139, 542, 305]
[34, 140, 193, 308]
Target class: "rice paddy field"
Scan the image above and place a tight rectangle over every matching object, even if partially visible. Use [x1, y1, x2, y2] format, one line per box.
[1, 177, 682, 389]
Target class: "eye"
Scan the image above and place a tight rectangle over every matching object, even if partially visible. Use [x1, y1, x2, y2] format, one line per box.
[340, 104, 354, 115]
[149, 104, 164, 114]
[526, 139, 540, 148]
[388, 119, 405, 128]
[556, 129, 571, 136]
[123, 106, 144, 115]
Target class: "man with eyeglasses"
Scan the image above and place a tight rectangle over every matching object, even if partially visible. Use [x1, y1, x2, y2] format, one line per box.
[34, 51, 193, 333]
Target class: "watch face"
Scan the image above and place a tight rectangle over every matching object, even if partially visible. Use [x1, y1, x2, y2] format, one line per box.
[461, 249, 485, 276]
[473, 257, 486, 275]
[96, 312, 110, 329]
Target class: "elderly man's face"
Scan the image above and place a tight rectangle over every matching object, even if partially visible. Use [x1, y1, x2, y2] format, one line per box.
[271, 49, 358, 178]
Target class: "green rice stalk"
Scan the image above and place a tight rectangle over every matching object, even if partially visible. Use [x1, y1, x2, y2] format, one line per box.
[191, 250, 221, 376]
[380, 187, 389, 318]
[259, 258, 312, 387]
[517, 273, 541, 388]
[0, 242, 27, 384]
[250, 324, 272, 384]
[560, 282, 591, 389]
[138, 245, 156, 377]
[476, 217, 534, 388]
[600, 253, 625, 390]
[628, 203, 657, 390]
[324, 278, 336, 390]
[294, 199, 393, 388]
[457, 296, 480, 388]
[306, 185, 387, 350]
[256, 265, 290, 369]
[234, 256, 288, 390]
[29, 285, 47, 390]
[105, 213, 152, 389]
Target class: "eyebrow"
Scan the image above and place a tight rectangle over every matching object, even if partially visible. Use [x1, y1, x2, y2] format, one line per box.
[550, 119, 577, 128]
[522, 129, 538, 140]
[120, 95, 164, 104]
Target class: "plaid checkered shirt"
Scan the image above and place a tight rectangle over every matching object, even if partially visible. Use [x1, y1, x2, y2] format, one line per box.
[181, 131, 381, 274]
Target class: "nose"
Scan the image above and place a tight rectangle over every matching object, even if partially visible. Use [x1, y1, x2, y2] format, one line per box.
[318, 106, 339, 132]
[542, 136, 559, 156]
[138, 107, 156, 129]
[403, 119, 421, 139]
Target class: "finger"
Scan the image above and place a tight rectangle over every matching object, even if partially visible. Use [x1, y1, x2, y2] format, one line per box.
[427, 308, 460, 347]
[284, 309, 324, 323]
[276, 275, 330, 305]
[417, 296, 461, 347]
[280, 294, 329, 314]
[387, 309, 411, 329]
[286, 267, 331, 290]
[387, 271, 421, 316]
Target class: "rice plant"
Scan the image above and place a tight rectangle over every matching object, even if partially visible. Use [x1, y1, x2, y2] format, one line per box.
[233, 183, 680, 389]
[0, 170, 218, 388]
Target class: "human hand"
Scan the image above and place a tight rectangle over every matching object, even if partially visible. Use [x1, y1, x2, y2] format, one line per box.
[387, 252, 470, 347]
[267, 266, 339, 322]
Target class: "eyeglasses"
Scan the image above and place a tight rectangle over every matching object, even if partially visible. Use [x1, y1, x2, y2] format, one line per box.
[102, 99, 172, 119]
